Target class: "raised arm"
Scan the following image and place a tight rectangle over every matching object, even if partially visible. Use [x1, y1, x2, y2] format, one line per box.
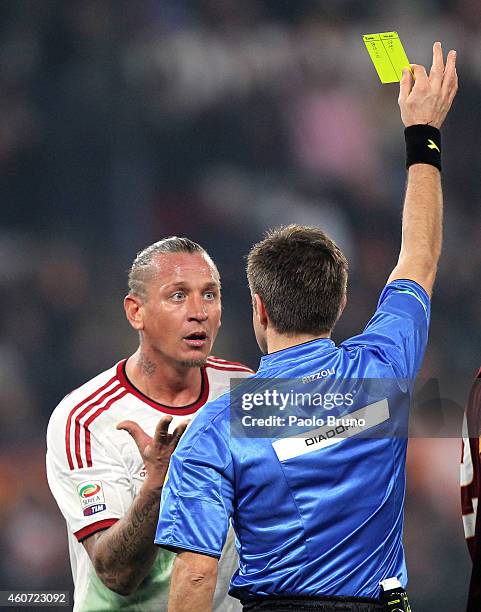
[82, 417, 187, 596]
[388, 42, 458, 296]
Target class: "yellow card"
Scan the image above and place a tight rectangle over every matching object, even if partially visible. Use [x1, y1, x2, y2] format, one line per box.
[363, 32, 411, 84]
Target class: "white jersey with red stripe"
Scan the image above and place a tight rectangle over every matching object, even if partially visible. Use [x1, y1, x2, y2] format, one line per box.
[46, 356, 253, 612]
[461, 368, 481, 555]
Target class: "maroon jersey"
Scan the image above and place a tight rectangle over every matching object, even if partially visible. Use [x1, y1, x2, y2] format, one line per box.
[460, 367, 481, 611]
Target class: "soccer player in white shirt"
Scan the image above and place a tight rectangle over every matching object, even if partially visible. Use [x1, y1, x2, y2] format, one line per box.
[46, 237, 253, 612]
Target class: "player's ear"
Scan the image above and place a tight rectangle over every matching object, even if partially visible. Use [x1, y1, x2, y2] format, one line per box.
[124, 294, 144, 331]
[253, 294, 269, 329]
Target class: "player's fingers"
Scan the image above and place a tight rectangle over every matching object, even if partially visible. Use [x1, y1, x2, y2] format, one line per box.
[429, 41, 444, 87]
[399, 67, 413, 102]
[442, 49, 458, 96]
[117, 420, 151, 452]
[153, 415, 174, 444]
[170, 419, 189, 446]
[411, 63, 429, 86]
[447, 66, 458, 102]
[451, 67, 459, 98]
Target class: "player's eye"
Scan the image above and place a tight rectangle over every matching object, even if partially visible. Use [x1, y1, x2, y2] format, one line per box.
[171, 291, 186, 301]
[204, 291, 217, 300]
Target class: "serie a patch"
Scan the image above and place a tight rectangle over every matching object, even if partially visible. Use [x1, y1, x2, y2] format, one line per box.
[77, 481, 107, 517]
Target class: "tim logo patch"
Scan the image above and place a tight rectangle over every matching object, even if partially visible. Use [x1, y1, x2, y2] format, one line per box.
[77, 481, 106, 517]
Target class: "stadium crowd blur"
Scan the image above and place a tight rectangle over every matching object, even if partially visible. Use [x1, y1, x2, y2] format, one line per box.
[0, 1, 479, 609]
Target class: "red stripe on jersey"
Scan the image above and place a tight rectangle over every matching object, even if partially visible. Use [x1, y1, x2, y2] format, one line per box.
[65, 375, 117, 470]
[74, 384, 123, 469]
[465, 371, 481, 610]
[84, 389, 128, 467]
[74, 518, 119, 542]
[207, 357, 254, 371]
[462, 370, 481, 561]
[115, 360, 211, 415]
[205, 363, 254, 374]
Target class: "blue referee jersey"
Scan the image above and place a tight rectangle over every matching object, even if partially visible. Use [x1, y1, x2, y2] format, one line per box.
[155, 279, 430, 600]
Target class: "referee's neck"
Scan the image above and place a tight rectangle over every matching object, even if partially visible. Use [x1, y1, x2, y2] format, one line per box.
[266, 331, 331, 355]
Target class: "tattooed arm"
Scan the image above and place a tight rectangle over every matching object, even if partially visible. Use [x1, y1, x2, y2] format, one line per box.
[83, 417, 188, 596]
[83, 483, 162, 594]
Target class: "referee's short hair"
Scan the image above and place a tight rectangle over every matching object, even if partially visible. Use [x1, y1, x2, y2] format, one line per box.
[128, 237, 217, 298]
[247, 225, 348, 335]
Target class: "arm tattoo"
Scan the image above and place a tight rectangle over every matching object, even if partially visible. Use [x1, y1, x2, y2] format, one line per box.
[98, 486, 162, 581]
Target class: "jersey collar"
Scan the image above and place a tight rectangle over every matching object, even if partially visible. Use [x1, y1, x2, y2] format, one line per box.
[116, 359, 210, 415]
[258, 338, 335, 372]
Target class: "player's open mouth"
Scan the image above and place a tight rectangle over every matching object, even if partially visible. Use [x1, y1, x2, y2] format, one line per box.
[183, 332, 208, 347]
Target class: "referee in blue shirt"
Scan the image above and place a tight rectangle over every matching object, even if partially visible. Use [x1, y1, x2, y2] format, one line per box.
[155, 43, 458, 611]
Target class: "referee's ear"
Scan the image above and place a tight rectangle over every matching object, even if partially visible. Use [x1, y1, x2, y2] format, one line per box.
[334, 294, 347, 327]
[253, 294, 269, 330]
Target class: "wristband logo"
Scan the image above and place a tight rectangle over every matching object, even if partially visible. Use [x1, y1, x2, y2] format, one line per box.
[427, 139, 440, 152]
[77, 481, 106, 516]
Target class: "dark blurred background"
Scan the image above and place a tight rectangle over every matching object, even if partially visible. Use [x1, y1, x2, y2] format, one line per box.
[0, 0, 479, 609]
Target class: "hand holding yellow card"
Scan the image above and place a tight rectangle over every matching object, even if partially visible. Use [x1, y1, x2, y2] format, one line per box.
[363, 32, 411, 84]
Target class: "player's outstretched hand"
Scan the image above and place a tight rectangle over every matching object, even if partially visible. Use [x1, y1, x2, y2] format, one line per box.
[117, 416, 189, 488]
[399, 41, 458, 128]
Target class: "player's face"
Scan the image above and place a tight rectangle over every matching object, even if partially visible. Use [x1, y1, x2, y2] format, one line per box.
[140, 252, 221, 367]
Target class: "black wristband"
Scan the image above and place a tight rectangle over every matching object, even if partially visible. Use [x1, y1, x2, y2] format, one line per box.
[405, 124, 442, 171]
